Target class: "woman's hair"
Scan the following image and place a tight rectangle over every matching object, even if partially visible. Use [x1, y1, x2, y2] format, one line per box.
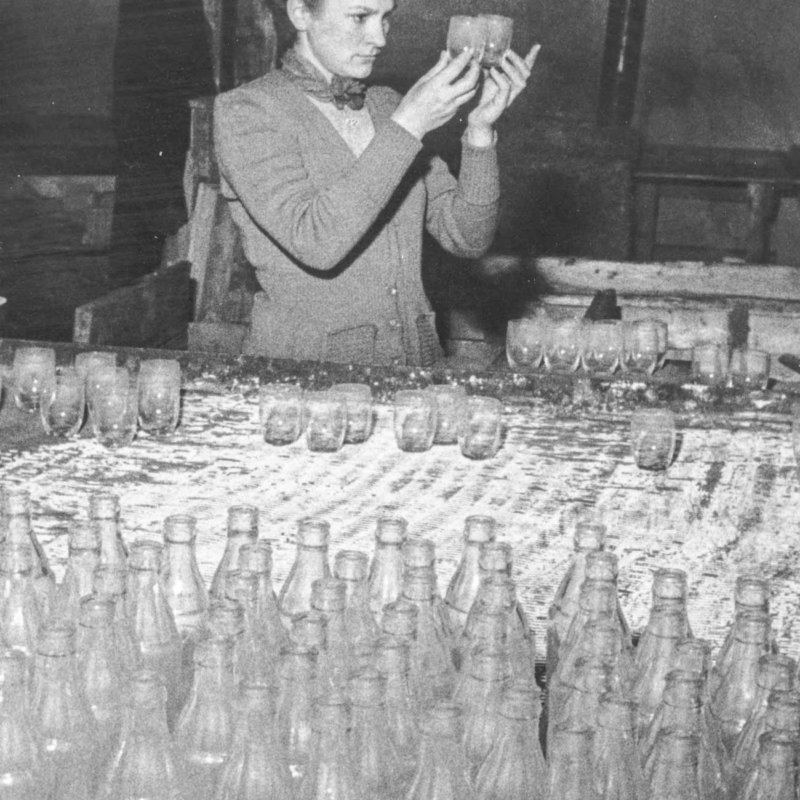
[271, 0, 324, 60]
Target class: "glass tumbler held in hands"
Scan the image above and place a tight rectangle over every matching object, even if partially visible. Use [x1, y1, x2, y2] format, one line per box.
[446, 15, 487, 59]
[12, 346, 55, 413]
[40, 366, 85, 438]
[479, 14, 514, 68]
[138, 358, 182, 436]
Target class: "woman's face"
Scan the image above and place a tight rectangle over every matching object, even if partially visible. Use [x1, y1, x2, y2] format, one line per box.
[295, 0, 396, 80]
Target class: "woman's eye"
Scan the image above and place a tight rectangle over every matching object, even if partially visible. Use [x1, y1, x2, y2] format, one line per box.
[352, 13, 368, 22]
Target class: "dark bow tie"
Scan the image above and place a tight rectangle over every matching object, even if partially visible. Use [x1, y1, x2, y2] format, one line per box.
[282, 49, 367, 112]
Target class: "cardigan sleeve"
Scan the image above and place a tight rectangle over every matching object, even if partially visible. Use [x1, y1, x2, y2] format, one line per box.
[423, 135, 501, 259]
[214, 87, 424, 272]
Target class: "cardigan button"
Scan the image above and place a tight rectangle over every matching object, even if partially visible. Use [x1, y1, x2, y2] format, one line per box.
[388, 285, 398, 297]
[388, 319, 400, 328]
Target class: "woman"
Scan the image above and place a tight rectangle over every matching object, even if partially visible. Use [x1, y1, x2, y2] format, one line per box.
[214, 0, 538, 365]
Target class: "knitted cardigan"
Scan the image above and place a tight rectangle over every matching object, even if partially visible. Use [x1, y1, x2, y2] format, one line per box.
[214, 69, 500, 365]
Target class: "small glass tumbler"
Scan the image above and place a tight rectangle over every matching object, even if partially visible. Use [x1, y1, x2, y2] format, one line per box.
[332, 383, 373, 444]
[544, 318, 583, 373]
[446, 15, 486, 59]
[728, 348, 770, 391]
[623, 320, 660, 375]
[40, 366, 85, 438]
[479, 14, 513, 67]
[91, 367, 139, 448]
[506, 315, 548, 371]
[637, 318, 669, 368]
[74, 351, 116, 385]
[138, 359, 182, 436]
[692, 342, 728, 386]
[12, 346, 56, 413]
[393, 389, 438, 452]
[630, 408, 677, 471]
[259, 383, 305, 445]
[430, 384, 467, 445]
[459, 396, 503, 460]
[305, 389, 347, 453]
[582, 320, 623, 376]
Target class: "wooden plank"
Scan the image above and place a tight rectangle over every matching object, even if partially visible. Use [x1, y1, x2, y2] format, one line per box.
[186, 182, 221, 316]
[72, 262, 192, 348]
[530, 257, 800, 302]
[196, 194, 241, 322]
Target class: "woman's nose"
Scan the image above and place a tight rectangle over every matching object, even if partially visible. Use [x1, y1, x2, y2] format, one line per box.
[367, 21, 387, 48]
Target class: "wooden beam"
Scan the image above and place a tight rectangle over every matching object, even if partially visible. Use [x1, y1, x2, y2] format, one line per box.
[530, 257, 800, 302]
[73, 262, 193, 348]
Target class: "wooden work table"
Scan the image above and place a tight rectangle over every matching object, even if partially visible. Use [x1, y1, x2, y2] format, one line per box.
[1, 339, 799, 657]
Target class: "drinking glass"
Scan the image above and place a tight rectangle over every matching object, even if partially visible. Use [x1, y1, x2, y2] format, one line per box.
[91, 367, 139, 448]
[138, 359, 182, 436]
[479, 14, 513, 67]
[304, 389, 347, 453]
[506, 315, 549, 370]
[393, 390, 437, 452]
[458, 396, 503, 460]
[12, 346, 56, 413]
[40, 366, 85, 438]
[446, 15, 485, 59]
[630, 409, 677, 471]
[691, 342, 727, 386]
[331, 383, 373, 444]
[582, 320, 623, 376]
[728, 348, 770, 391]
[74, 351, 116, 385]
[637, 318, 669, 367]
[544, 318, 583, 373]
[622, 320, 660, 375]
[430, 384, 467, 445]
[259, 383, 305, 445]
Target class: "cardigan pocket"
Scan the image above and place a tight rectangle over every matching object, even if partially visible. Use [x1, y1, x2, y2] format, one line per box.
[325, 324, 378, 364]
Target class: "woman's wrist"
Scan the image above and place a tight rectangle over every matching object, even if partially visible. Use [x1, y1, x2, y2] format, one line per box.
[465, 123, 495, 148]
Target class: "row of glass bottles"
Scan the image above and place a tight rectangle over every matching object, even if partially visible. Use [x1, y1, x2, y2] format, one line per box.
[0, 481, 796, 799]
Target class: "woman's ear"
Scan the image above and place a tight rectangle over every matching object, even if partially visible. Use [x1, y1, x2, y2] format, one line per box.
[287, 0, 312, 31]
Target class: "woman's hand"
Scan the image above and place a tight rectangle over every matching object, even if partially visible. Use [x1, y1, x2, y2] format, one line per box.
[466, 44, 541, 146]
[391, 50, 482, 140]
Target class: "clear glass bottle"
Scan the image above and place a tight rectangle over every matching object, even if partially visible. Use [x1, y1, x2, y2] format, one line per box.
[406, 701, 476, 800]
[290, 610, 338, 699]
[546, 519, 606, 683]
[214, 681, 295, 800]
[402, 566, 455, 707]
[455, 604, 508, 698]
[53, 522, 100, 623]
[206, 598, 246, 682]
[300, 692, 364, 800]
[226, 570, 277, 685]
[546, 725, 597, 800]
[334, 550, 379, 650]
[76, 596, 128, 766]
[310, 577, 352, 693]
[402, 537, 450, 633]
[349, 668, 405, 800]
[125, 539, 184, 728]
[278, 518, 331, 627]
[367, 515, 407, 623]
[0, 543, 42, 664]
[708, 610, 773, 756]
[730, 653, 796, 786]
[646, 730, 702, 800]
[374, 635, 419, 782]
[444, 515, 497, 639]
[0, 647, 47, 800]
[592, 693, 646, 800]
[632, 606, 686, 739]
[458, 645, 509, 774]
[92, 564, 142, 678]
[648, 567, 693, 638]
[31, 621, 102, 799]
[175, 635, 237, 799]
[275, 642, 318, 781]
[709, 575, 770, 698]
[96, 669, 189, 800]
[1, 485, 56, 615]
[209, 504, 259, 602]
[88, 490, 128, 568]
[583, 550, 631, 647]
[475, 684, 547, 800]
[239, 539, 288, 658]
[672, 637, 713, 687]
[737, 731, 797, 800]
